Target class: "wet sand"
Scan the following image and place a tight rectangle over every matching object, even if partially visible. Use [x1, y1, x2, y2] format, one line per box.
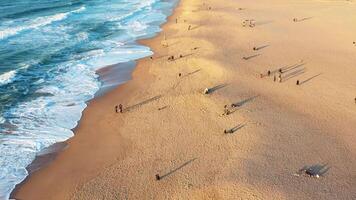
[13, 0, 356, 199]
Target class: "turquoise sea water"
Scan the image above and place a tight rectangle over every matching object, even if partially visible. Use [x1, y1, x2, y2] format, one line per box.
[0, 0, 177, 199]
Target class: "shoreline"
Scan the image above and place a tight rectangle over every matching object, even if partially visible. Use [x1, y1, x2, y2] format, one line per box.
[12, 0, 356, 199]
[10, 1, 183, 199]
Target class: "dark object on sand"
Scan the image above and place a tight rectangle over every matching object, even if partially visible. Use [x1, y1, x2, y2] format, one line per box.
[180, 54, 183, 58]
[295, 164, 330, 178]
[188, 25, 191, 30]
[253, 47, 257, 51]
[274, 75, 276, 82]
[354, 97, 356, 104]
[231, 103, 238, 108]
[224, 124, 245, 134]
[150, 56, 153, 60]
[203, 88, 210, 94]
[223, 105, 231, 116]
[224, 129, 233, 134]
[155, 174, 161, 180]
[118, 104, 123, 113]
[178, 73, 182, 77]
[279, 68, 283, 73]
[242, 19, 255, 28]
[267, 70, 271, 76]
[293, 18, 298, 22]
[115, 105, 118, 113]
[296, 80, 300, 85]
[168, 55, 175, 61]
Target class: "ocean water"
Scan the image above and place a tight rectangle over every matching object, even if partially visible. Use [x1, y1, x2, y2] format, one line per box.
[0, 0, 177, 199]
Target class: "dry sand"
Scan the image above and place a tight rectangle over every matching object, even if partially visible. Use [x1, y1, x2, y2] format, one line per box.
[12, 0, 356, 199]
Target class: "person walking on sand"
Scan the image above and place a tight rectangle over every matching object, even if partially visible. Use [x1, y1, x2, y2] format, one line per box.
[278, 73, 282, 82]
[223, 105, 230, 116]
[115, 105, 119, 113]
[118, 104, 123, 113]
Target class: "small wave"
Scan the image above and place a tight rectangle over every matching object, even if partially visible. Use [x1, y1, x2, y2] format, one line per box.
[129, 21, 148, 32]
[0, 6, 86, 40]
[0, 70, 17, 86]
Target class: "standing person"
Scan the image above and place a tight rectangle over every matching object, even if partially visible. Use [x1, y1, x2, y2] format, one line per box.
[296, 80, 300, 85]
[223, 105, 230, 116]
[274, 75, 276, 82]
[155, 174, 161, 180]
[119, 104, 123, 113]
[278, 73, 282, 83]
[115, 105, 118, 113]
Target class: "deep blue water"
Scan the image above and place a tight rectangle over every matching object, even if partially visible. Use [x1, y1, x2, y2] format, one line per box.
[0, 0, 177, 199]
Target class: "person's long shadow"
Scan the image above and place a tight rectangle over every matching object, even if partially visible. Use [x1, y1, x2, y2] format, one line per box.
[170, 53, 195, 62]
[159, 158, 197, 180]
[299, 73, 322, 85]
[190, 24, 204, 31]
[172, 69, 202, 90]
[182, 69, 202, 78]
[295, 17, 313, 22]
[224, 124, 245, 134]
[243, 54, 261, 60]
[282, 68, 306, 82]
[254, 45, 269, 51]
[282, 62, 306, 73]
[268, 62, 306, 75]
[208, 83, 228, 94]
[124, 95, 162, 112]
[232, 95, 259, 107]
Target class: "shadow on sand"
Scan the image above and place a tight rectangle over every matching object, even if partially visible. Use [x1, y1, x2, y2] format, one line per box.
[232, 95, 259, 107]
[208, 83, 229, 94]
[224, 124, 245, 134]
[243, 54, 261, 60]
[124, 95, 162, 112]
[254, 45, 269, 51]
[159, 158, 197, 180]
[299, 73, 322, 85]
[298, 164, 330, 177]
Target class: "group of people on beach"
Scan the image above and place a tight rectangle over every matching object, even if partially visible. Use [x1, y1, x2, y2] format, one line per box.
[115, 104, 123, 113]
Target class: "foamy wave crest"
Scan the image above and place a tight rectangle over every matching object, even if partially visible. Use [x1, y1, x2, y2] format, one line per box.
[0, 70, 17, 86]
[0, 62, 100, 200]
[0, 6, 86, 40]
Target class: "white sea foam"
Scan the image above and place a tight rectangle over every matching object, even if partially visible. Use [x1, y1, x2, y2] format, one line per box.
[0, 6, 85, 40]
[129, 21, 148, 32]
[0, 70, 17, 86]
[0, 0, 177, 199]
[0, 62, 100, 200]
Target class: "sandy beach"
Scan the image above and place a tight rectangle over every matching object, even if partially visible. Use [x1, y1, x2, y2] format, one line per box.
[12, 0, 356, 199]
